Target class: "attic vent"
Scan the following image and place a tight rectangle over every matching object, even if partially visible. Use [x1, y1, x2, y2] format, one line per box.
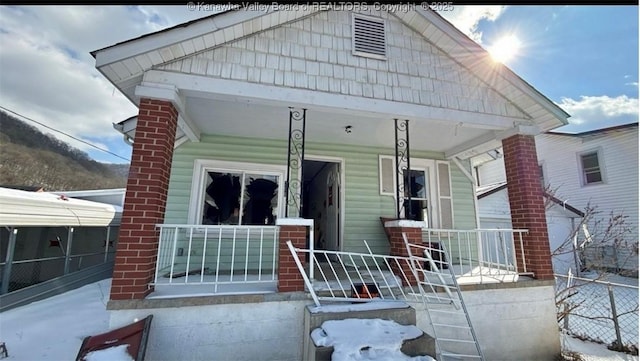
[352, 14, 386, 60]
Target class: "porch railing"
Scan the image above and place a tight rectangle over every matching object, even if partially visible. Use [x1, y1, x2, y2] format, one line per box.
[422, 228, 528, 283]
[287, 240, 424, 307]
[154, 224, 279, 293]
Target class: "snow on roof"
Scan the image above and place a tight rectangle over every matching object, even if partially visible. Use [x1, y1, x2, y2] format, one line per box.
[0, 187, 122, 227]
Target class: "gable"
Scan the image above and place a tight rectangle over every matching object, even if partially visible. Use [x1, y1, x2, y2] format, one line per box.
[158, 9, 528, 120]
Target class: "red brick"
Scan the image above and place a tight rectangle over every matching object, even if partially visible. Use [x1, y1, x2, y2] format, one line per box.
[502, 135, 553, 280]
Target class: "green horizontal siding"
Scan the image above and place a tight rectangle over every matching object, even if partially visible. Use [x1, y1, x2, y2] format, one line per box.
[164, 134, 477, 254]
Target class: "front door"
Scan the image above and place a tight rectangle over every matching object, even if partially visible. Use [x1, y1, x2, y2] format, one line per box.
[302, 159, 341, 252]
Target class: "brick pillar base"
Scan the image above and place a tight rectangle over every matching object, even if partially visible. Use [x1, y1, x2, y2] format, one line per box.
[110, 98, 178, 300]
[503, 134, 554, 280]
[385, 220, 425, 286]
[277, 220, 312, 292]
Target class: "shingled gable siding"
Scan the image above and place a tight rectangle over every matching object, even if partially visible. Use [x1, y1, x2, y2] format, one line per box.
[158, 10, 527, 120]
[163, 134, 477, 255]
[112, 99, 178, 300]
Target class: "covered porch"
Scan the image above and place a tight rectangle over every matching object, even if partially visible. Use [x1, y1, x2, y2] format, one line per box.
[108, 69, 563, 300]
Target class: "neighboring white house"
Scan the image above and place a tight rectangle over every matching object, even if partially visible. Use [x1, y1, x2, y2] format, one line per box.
[474, 123, 639, 275]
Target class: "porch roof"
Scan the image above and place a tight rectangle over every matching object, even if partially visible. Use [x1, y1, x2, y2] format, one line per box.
[96, 6, 570, 159]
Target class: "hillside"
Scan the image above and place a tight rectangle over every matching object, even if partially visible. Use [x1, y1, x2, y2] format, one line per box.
[0, 110, 129, 191]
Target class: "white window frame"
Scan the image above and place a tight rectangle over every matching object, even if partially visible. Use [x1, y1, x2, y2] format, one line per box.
[379, 155, 452, 228]
[435, 160, 454, 229]
[577, 148, 606, 186]
[187, 159, 286, 225]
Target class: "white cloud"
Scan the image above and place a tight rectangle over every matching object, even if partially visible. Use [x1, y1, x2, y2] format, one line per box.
[438, 6, 507, 43]
[556, 95, 639, 131]
[0, 6, 206, 162]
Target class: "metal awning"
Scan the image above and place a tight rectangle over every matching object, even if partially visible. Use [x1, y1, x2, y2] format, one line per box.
[0, 187, 122, 227]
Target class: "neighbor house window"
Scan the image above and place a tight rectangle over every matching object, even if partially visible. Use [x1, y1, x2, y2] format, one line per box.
[188, 160, 285, 225]
[579, 151, 603, 185]
[352, 14, 386, 60]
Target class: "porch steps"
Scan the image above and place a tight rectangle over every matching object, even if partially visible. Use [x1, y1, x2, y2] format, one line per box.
[302, 302, 436, 361]
[403, 234, 484, 361]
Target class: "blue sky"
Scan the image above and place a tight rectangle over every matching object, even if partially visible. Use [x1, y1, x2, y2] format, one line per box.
[0, 5, 637, 164]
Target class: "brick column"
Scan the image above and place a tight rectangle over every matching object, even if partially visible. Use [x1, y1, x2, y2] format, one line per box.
[111, 98, 178, 300]
[276, 219, 312, 292]
[502, 134, 554, 280]
[384, 220, 425, 286]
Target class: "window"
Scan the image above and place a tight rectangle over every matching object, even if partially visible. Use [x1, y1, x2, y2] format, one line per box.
[403, 168, 430, 224]
[579, 151, 603, 185]
[436, 162, 453, 229]
[189, 160, 285, 225]
[538, 164, 545, 187]
[352, 14, 386, 59]
[379, 155, 453, 228]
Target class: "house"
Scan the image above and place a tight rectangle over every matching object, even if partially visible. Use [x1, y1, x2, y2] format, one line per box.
[474, 123, 639, 275]
[476, 182, 586, 275]
[92, 5, 570, 360]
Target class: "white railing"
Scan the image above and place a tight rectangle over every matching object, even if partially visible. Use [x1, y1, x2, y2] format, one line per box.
[154, 224, 278, 294]
[422, 228, 528, 283]
[287, 240, 428, 307]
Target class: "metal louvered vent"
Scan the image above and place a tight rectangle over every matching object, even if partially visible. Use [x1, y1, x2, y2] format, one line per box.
[352, 14, 386, 59]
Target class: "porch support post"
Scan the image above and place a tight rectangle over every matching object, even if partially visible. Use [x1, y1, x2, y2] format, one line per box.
[384, 220, 425, 286]
[394, 119, 411, 219]
[63, 227, 74, 275]
[276, 218, 312, 292]
[285, 107, 307, 218]
[502, 134, 554, 280]
[110, 98, 178, 300]
[1, 228, 18, 295]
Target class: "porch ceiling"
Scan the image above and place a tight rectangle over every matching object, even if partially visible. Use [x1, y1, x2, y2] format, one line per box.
[184, 95, 488, 154]
[132, 70, 526, 158]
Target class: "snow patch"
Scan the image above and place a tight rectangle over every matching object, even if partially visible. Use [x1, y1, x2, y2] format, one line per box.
[84, 344, 134, 361]
[311, 318, 435, 361]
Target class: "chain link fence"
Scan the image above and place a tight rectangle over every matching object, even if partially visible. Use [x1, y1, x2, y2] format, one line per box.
[0, 226, 118, 294]
[556, 274, 639, 354]
[581, 245, 639, 277]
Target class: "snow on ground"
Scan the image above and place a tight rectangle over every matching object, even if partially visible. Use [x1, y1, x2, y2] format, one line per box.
[0, 278, 112, 360]
[311, 318, 434, 361]
[562, 332, 639, 361]
[0, 277, 637, 361]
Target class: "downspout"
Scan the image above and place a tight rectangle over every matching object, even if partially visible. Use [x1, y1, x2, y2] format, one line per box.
[451, 157, 482, 229]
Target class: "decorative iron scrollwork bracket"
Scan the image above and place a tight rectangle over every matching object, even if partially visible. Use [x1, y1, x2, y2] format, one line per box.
[285, 107, 307, 218]
[395, 119, 411, 219]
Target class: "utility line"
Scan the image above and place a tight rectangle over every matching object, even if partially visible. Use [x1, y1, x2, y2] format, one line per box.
[0, 105, 130, 162]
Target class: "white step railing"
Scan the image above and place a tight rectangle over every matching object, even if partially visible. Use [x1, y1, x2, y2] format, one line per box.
[154, 224, 278, 293]
[287, 240, 425, 307]
[422, 228, 528, 283]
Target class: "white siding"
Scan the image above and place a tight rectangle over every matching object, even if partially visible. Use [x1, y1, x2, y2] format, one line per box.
[537, 128, 639, 245]
[476, 157, 506, 186]
[477, 190, 511, 220]
[476, 126, 639, 252]
[158, 10, 527, 120]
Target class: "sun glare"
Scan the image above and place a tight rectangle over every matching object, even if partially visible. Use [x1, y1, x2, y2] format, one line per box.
[488, 35, 521, 63]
